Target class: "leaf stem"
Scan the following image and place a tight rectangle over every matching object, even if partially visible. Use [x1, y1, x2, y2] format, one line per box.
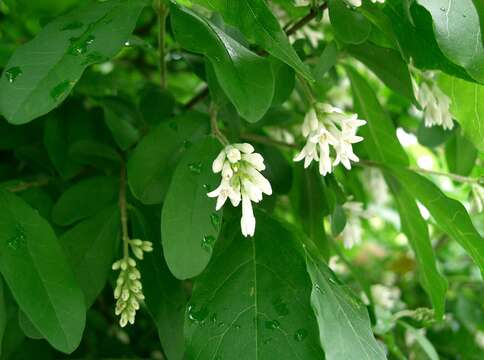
[119, 159, 130, 259]
[6, 176, 50, 193]
[210, 104, 229, 146]
[157, 0, 169, 89]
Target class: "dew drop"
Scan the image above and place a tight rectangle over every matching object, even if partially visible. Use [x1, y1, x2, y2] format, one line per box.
[61, 21, 84, 31]
[202, 183, 210, 190]
[184, 140, 193, 149]
[8, 224, 26, 250]
[440, 7, 446, 11]
[50, 80, 72, 101]
[210, 313, 217, 323]
[5, 66, 23, 83]
[68, 34, 95, 56]
[232, 324, 241, 330]
[188, 162, 202, 174]
[218, 321, 225, 327]
[187, 304, 209, 323]
[294, 328, 308, 342]
[210, 213, 220, 229]
[201, 235, 216, 251]
[265, 320, 280, 330]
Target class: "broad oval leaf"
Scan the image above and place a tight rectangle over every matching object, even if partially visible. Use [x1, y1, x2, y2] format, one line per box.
[445, 130, 478, 176]
[305, 250, 386, 360]
[0, 0, 147, 124]
[346, 66, 409, 166]
[438, 74, 484, 152]
[60, 207, 120, 307]
[191, 0, 313, 81]
[417, 0, 484, 83]
[162, 136, 222, 280]
[328, 0, 372, 45]
[127, 111, 209, 204]
[185, 212, 324, 360]
[170, 4, 274, 122]
[52, 176, 119, 226]
[0, 277, 6, 356]
[386, 166, 484, 276]
[0, 190, 86, 353]
[386, 178, 447, 319]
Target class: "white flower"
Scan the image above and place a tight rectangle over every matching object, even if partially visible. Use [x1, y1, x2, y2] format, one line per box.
[470, 183, 484, 213]
[415, 79, 454, 130]
[371, 284, 401, 310]
[208, 143, 272, 237]
[340, 201, 369, 249]
[344, 0, 385, 8]
[294, 104, 366, 175]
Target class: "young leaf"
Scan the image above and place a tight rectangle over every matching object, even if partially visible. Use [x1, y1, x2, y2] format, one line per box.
[127, 111, 209, 204]
[191, 0, 314, 81]
[0, 0, 148, 124]
[185, 212, 323, 360]
[161, 136, 222, 279]
[417, 0, 484, 83]
[60, 207, 120, 307]
[52, 176, 119, 226]
[386, 178, 447, 319]
[0, 190, 86, 353]
[346, 66, 409, 166]
[305, 250, 386, 360]
[170, 4, 274, 122]
[347, 42, 416, 102]
[313, 41, 338, 81]
[328, 0, 372, 45]
[438, 74, 484, 152]
[386, 166, 484, 276]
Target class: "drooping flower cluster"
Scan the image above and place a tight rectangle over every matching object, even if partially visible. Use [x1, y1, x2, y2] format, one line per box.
[415, 80, 454, 130]
[207, 143, 272, 237]
[340, 201, 368, 249]
[112, 239, 153, 327]
[294, 104, 366, 175]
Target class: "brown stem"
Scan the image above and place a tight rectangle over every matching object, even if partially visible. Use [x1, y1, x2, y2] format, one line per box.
[7, 176, 50, 193]
[210, 104, 229, 146]
[184, 2, 328, 109]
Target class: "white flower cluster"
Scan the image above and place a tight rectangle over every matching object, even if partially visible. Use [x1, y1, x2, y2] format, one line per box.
[294, 104, 366, 175]
[471, 184, 484, 213]
[208, 143, 272, 237]
[112, 239, 153, 327]
[340, 201, 367, 249]
[415, 81, 454, 130]
[345, 0, 385, 7]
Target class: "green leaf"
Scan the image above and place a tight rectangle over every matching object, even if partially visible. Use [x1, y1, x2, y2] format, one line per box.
[127, 111, 209, 204]
[386, 178, 447, 319]
[416, 121, 453, 148]
[185, 212, 324, 359]
[161, 136, 222, 279]
[313, 41, 338, 81]
[305, 250, 386, 360]
[346, 66, 409, 166]
[0, 277, 6, 356]
[417, 0, 484, 83]
[69, 139, 121, 169]
[0, 0, 147, 124]
[347, 42, 416, 102]
[139, 241, 186, 360]
[0, 190, 86, 353]
[191, 0, 313, 81]
[292, 166, 330, 259]
[259, 145, 293, 195]
[270, 57, 295, 106]
[331, 205, 347, 236]
[18, 310, 43, 340]
[100, 97, 141, 150]
[60, 207, 120, 307]
[52, 176, 119, 226]
[445, 130, 478, 176]
[386, 166, 484, 276]
[171, 4, 274, 122]
[43, 112, 83, 179]
[138, 85, 175, 126]
[328, 0, 372, 45]
[438, 74, 484, 152]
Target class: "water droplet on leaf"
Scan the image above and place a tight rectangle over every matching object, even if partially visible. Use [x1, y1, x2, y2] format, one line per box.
[210, 213, 220, 229]
[68, 35, 95, 55]
[265, 320, 280, 330]
[201, 235, 216, 251]
[5, 66, 22, 83]
[272, 296, 289, 316]
[187, 304, 209, 323]
[188, 162, 202, 174]
[294, 328, 308, 342]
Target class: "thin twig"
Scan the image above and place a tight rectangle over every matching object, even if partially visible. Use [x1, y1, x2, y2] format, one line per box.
[7, 176, 50, 193]
[184, 2, 328, 109]
[119, 160, 130, 259]
[158, 0, 169, 89]
[408, 166, 483, 185]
